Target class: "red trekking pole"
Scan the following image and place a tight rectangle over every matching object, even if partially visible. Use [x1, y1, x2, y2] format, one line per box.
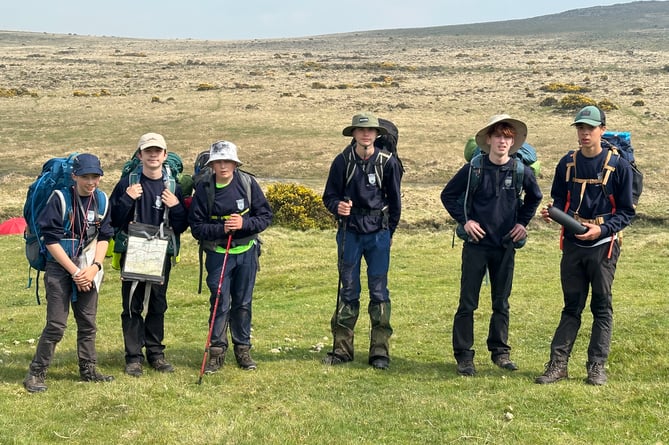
[197, 234, 233, 385]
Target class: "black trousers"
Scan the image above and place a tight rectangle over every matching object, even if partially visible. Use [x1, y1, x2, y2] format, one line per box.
[31, 261, 99, 369]
[549, 239, 619, 364]
[121, 257, 172, 364]
[453, 243, 515, 362]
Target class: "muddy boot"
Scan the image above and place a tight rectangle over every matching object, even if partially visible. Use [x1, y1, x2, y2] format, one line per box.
[234, 345, 257, 370]
[79, 361, 114, 382]
[323, 302, 359, 365]
[23, 365, 48, 393]
[368, 301, 393, 369]
[535, 359, 569, 384]
[204, 346, 227, 374]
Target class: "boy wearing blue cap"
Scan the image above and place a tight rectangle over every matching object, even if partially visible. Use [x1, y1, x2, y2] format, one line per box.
[23, 153, 114, 393]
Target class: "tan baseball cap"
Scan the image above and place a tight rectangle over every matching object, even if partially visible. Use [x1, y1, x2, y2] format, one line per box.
[137, 132, 167, 151]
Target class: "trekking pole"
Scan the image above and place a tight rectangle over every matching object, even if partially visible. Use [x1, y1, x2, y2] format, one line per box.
[329, 197, 350, 359]
[197, 233, 233, 385]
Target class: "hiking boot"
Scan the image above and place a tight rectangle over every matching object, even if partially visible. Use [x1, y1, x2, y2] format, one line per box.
[125, 362, 143, 377]
[535, 360, 568, 384]
[79, 362, 114, 382]
[456, 360, 476, 376]
[233, 345, 257, 370]
[322, 353, 351, 366]
[150, 358, 175, 373]
[23, 369, 48, 393]
[204, 346, 227, 374]
[586, 361, 607, 386]
[493, 355, 519, 371]
[370, 357, 389, 370]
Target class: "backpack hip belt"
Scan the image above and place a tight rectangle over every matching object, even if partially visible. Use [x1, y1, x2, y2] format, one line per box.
[572, 214, 609, 225]
[349, 207, 387, 217]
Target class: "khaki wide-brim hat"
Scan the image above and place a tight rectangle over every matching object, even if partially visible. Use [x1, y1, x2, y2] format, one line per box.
[475, 114, 527, 154]
[342, 112, 388, 137]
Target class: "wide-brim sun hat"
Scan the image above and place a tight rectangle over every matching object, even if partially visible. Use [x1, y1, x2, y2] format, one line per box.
[207, 140, 243, 166]
[475, 114, 528, 154]
[342, 112, 388, 137]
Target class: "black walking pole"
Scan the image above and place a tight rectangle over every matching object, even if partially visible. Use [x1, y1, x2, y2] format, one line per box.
[197, 234, 233, 384]
[328, 197, 350, 360]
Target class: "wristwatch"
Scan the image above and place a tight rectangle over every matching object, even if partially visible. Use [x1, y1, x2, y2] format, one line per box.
[93, 261, 103, 271]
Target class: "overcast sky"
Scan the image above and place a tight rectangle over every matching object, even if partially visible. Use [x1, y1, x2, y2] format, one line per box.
[0, 0, 645, 40]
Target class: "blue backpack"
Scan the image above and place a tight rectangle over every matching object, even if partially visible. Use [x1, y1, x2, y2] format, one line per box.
[23, 153, 107, 304]
[601, 131, 643, 207]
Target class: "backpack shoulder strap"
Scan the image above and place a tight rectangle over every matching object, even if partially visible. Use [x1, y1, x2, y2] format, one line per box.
[513, 157, 525, 198]
[374, 149, 392, 186]
[343, 145, 356, 186]
[52, 189, 74, 232]
[95, 190, 109, 219]
[237, 170, 253, 206]
[463, 154, 484, 219]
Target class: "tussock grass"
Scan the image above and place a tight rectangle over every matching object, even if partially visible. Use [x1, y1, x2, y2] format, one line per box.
[1, 227, 668, 444]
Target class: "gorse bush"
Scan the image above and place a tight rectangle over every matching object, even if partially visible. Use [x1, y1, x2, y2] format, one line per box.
[540, 82, 591, 93]
[265, 183, 335, 230]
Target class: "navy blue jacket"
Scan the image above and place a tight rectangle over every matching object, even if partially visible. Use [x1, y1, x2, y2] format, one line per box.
[551, 148, 635, 246]
[188, 171, 273, 248]
[441, 156, 542, 248]
[109, 174, 188, 235]
[322, 145, 402, 236]
[39, 187, 113, 248]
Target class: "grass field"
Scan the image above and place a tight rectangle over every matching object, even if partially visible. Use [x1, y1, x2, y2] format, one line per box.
[1, 226, 668, 444]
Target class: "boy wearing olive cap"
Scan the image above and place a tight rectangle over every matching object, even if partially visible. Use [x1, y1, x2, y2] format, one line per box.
[536, 106, 635, 386]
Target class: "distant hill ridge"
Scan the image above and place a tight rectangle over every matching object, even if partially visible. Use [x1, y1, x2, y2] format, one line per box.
[349, 1, 669, 37]
[1, 1, 667, 43]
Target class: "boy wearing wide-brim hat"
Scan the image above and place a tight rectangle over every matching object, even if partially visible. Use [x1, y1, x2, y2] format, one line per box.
[188, 140, 273, 373]
[441, 114, 542, 377]
[23, 153, 115, 392]
[322, 111, 402, 370]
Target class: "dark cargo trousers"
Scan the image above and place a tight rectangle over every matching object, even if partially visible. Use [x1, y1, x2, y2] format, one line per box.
[30, 261, 99, 371]
[549, 240, 619, 365]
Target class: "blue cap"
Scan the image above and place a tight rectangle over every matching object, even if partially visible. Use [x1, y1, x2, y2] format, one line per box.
[73, 153, 104, 176]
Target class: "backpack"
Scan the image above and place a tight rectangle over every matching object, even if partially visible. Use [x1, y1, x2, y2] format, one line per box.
[120, 149, 184, 194]
[195, 168, 254, 294]
[601, 131, 643, 207]
[565, 131, 643, 212]
[23, 153, 108, 304]
[344, 118, 403, 187]
[454, 153, 526, 248]
[110, 150, 184, 270]
[464, 137, 541, 177]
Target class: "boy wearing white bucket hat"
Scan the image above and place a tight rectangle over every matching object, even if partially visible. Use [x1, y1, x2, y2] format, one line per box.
[189, 140, 273, 372]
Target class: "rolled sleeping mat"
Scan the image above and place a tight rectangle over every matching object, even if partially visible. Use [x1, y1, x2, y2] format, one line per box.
[547, 206, 588, 235]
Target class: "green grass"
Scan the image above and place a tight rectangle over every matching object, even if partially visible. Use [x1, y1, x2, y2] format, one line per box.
[1, 225, 668, 445]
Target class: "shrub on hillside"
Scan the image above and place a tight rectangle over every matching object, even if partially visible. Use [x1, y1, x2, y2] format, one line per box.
[265, 183, 335, 230]
[540, 82, 591, 93]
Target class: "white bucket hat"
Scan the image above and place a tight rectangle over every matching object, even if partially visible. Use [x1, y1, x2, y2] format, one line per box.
[207, 140, 243, 166]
